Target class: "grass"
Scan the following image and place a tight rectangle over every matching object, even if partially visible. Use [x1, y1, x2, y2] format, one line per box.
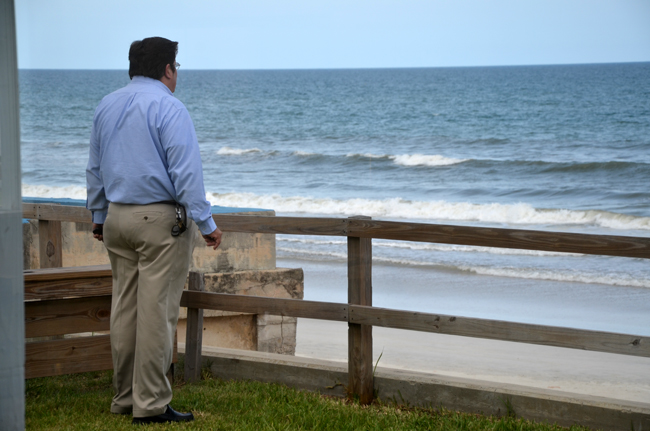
[26, 369, 596, 431]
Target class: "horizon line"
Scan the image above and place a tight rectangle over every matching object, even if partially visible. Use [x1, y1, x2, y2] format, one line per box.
[17, 60, 650, 72]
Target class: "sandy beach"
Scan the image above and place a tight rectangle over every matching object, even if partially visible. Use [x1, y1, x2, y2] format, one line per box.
[280, 258, 650, 404]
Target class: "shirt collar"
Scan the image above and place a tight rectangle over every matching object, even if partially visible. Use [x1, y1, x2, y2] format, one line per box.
[130, 76, 173, 95]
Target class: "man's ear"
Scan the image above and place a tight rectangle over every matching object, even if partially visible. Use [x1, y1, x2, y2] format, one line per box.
[164, 63, 174, 80]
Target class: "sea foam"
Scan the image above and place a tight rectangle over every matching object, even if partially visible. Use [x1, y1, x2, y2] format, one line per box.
[21, 184, 650, 232]
[276, 245, 650, 288]
[215, 148, 469, 167]
[346, 152, 468, 167]
[216, 146, 262, 155]
[208, 192, 650, 231]
[390, 154, 468, 166]
[458, 265, 650, 289]
[277, 236, 582, 257]
[23, 184, 88, 201]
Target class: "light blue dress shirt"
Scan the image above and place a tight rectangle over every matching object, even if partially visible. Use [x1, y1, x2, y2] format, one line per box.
[86, 76, 217, 235]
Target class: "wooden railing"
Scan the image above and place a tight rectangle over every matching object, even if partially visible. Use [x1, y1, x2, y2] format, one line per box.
[23, 263, 179, 379]
[182, 214, 650, 404]
[24, 265, 113, 378]
[23, 203, 650, 404]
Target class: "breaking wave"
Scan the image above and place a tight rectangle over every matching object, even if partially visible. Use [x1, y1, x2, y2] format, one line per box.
[22, 184, 87, 200]
[21, 184, 650, 231]
[346, 152, 468, 167]
[216, 146, 263, 155]
[208, 192, 650, 231]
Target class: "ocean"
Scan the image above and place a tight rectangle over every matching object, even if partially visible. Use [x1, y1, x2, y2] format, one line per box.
[18, 63, 650, 335]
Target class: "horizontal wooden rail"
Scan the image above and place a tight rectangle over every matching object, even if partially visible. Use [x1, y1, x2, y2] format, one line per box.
[213, 215, 650, 259]
[348, 305, 648, 358]
[25, 332, 177, 380]
[181, 290, 349, 322]
[346, 219, 650, 259]
[23, 203, 650, 258]
[212, 214, 348, 236]
[23, 203, 92, 224]
[23, 264, 112, 281]
[24, 264, 112, 301]
[25, 295, 111, 338]
[25, 335, 113, 379]
[181, 290, 649, 358]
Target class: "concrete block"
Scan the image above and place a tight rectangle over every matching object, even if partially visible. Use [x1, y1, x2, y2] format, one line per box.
[257, 314, 283, 326]
[281, 316, 297, 341]
[62, 221, 112, 267]
[190, 211, 276, 272]
[179, 268, 304, 355]
[256, 318, 283, 353]
[177, 315, 257, 351]
[203, 268, 304, 299]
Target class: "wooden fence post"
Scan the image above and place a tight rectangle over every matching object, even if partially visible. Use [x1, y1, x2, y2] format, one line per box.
[347, 216, 373, 404]
[39, 219, 62, 268]
[184, 271, 204, 383]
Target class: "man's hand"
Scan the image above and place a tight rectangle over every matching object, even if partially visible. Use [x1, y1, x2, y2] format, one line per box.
[92, 223, 104, 242]
[202, 227, 222, 250]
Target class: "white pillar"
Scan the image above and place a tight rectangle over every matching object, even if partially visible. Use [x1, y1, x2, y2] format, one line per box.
[0, 0, 26, 429]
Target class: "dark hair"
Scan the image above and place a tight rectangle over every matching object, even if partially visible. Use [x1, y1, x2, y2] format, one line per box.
[128, 37, 178, 80]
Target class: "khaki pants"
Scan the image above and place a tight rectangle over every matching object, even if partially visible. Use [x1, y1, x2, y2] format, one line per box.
[103, 203, 194, 417]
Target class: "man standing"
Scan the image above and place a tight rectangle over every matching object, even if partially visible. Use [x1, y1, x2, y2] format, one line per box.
[86, 37, 222, 424]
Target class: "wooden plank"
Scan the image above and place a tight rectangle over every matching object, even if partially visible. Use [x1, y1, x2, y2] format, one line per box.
[24, 272, 112, 302]
[347, 216, 374, 405]
[173, 335, 178, 364]
[348, 305, 650, 358]
[180, 291, 348, 322]
[212, 214, 348, 236]
[24, 265, 112, 301]
[25, 296, 112, 338]
[24, 277, 112, 301]
[184, 272, 204, 383]
[24, 264, 112, 282]
[23, 203, 91, 224]
[25, 335, 113, 379]
[347, 219, 650, 259]
[38, 220, 62, 268]
[215, 215, 650, 259]
[348, 227, 372, 308]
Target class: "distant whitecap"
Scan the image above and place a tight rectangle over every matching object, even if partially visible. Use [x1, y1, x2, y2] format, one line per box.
[390, 154, 468, 167]
[216, 146, 262, 155]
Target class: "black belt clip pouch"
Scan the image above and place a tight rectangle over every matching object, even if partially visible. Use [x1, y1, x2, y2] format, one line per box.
[171, 203, 187, 236]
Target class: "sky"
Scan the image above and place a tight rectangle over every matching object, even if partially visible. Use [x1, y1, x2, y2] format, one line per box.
[14, 0, 650, 70]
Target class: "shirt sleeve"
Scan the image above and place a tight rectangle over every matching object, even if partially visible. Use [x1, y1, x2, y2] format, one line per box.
[86, 113, 109, 224]
[161, 105, 218, 235]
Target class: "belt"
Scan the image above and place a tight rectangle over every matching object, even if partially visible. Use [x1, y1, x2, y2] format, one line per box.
[109, 201, 178, 206]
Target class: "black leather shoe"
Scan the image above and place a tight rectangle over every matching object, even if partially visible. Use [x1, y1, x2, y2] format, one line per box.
[132, 405, 194, 424]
